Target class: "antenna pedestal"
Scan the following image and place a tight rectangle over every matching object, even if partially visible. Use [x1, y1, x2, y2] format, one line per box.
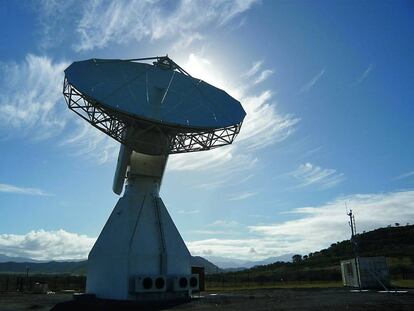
[86, 151, 191, 301]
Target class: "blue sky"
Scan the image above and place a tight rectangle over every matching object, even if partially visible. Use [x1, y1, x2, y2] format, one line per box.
[0, 0, 414, 262]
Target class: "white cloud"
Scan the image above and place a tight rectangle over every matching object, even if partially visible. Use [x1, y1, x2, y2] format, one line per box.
[188, 190, 414, 260]
[0, 54, 68, 140]
[10, 3, 293, 169]
[254, 69, 273, 84]
[2, 190, 412, 261]
[239, 174, 254, 183]
[228, 191, 258, 201]
[0, 54, 118, 164]
[208, 220, 239, 227]
[356, 64, 374, 84]
[194, 179, 228, 190]
[299, 69, 325, 93]
[187, 238, 265, 260]
[0, 183, 50, 196]
[0, 229, 94, 261]
[243, 61, 263, 78]
[171, 32, 204, 52]
[35, 0, 76, 50]
[289, 162, 344, 190]
[249, 190, 414, 256]
[236, 90, 299, 151]
[60, 119, 119, 165]
[0, 51, 294, 170]
[67, 0, 258, 51]
[168, 53, 298, 171]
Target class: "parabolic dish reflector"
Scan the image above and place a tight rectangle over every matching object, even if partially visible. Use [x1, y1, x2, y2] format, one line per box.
[63, 56, 246, 155]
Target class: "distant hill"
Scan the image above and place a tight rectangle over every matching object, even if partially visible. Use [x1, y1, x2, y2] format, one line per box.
[191, 256, 221, 274]
[0, 260, 87, 275]
[2, 225, 412, 280]
[206, 224, 414, 283]
[206, 253, 294, 270]
[205, 256, 248, 269]
[0, 256, 220, 275]
[0, 254, 43, 263]
[299, 224, 414, 268]
[246, 254, 295, 267]
[249, 224, 414, 272]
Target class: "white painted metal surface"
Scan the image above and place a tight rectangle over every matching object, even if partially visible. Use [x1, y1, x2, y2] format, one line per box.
[340, 256, 390, 289]
[112, 144, 132, 195]
[86, 151, 191, 300]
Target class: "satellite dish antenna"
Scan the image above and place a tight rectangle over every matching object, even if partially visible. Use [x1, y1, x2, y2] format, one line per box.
[63, 56, 245, 301]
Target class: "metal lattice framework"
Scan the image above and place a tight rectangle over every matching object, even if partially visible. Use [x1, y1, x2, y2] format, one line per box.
[63, 78, 242, 154]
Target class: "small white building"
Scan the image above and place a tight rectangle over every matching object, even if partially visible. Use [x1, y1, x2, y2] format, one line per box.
[340, 256, 390, 289]
[32, 282, 49, 294]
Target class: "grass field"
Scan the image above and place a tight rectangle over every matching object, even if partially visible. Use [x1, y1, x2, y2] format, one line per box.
[206, 281, 343, 291]
[2, 287, 412, 311]
[206, 279, 414, 291]
[392, 279, 414, 288]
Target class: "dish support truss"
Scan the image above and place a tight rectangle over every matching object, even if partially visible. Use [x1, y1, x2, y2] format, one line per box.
[63, 78, 242, 155]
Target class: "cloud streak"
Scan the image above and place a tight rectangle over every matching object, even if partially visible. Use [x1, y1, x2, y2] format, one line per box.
[0, 54, 119, 164]
[254, 69, 273, 84]
[356, 64, 374, 84]
[289, 162, 344, 190]
[60, 119, 119, 164]
[0, 54, 69, 140]
[168, 53, 298, 172]
[0, 183, 50, 196]
[299, 69, 325, 93]
[9, 3, 295, 169]
[2, 2, 294, 173]
[228, 191, 258, 201]
[67, 0, 259, 51]
[393, 170, 414, 181]
[244, 61, 263, 78]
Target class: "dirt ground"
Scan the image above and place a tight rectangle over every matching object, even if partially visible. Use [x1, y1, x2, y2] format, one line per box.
[0, 292, 71, 311]
[182, 288, 414, 311]
[0, 288, 413, 311]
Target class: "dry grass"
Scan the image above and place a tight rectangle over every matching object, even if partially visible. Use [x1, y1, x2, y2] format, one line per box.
[392, 279, 414, 288]
[206, 281, 343, 291]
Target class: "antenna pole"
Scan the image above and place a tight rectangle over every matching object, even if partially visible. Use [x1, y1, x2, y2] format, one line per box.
[347, 209, 356, 238]
[347, 209, 361, 289]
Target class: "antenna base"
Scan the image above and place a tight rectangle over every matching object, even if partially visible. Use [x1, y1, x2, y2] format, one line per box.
[87, 170, 191, 300]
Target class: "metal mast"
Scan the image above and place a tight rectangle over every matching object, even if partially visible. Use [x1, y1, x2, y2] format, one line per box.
[347, 209, 361, 289]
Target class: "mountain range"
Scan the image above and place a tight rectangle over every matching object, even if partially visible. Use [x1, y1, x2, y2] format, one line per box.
[205, 253, 294, 270]
[0, 255, 221, 275]
[0, 253, 294, 272]
[0, 254, 42, 263]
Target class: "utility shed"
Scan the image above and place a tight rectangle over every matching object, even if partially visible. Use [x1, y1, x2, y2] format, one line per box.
[340, 256, 390, 289]
[191, 266, 205, 291]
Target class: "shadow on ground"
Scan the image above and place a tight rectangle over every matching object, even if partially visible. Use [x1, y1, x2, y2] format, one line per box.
[51, 298, 189, 311]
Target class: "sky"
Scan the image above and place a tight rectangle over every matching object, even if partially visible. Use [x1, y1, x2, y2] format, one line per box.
[0, 0, 414, 263]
